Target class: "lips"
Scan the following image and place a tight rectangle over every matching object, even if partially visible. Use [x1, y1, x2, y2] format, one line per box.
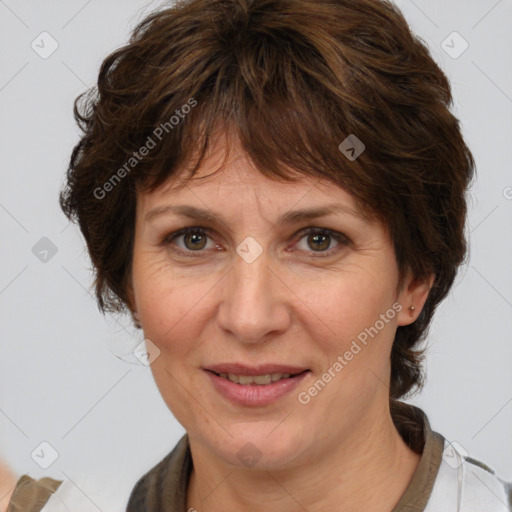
[203, 362, 311, 405]
[205, 363, 309, 376]
[218, 372, 300, 385]
[205, 367, 311, 406]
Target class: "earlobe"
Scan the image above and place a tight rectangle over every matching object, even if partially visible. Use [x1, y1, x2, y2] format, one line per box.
[397, 273, 435, 326]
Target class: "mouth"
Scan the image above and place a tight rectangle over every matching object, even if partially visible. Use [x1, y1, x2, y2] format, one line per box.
[203, 365, 311, 406]
[206, 369, 309, 385]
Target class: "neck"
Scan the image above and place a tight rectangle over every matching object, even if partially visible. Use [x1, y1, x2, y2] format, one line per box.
[186, 404, 421, 512]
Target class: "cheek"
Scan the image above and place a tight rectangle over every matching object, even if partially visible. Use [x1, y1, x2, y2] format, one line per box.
[133, 267, 215, 421]
[132, 254, 212, 355]
[293, 268, 399, 401]
[299, 265, 397, 339]
[140, 282, 205, 347]
[299, 276, 398, 414]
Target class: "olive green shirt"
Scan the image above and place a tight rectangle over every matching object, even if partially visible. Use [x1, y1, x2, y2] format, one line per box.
[6, 476, 62, 512]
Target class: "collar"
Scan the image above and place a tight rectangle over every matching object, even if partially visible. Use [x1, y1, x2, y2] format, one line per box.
[126, 402, 445, 512]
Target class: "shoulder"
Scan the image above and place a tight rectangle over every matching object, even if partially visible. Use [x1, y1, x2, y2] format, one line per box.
[9, 473, 136, 512]
[6, 475, 62, 512]
[426, 438, 512, 512]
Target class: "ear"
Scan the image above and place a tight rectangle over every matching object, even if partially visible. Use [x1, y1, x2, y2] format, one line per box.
[396, 272, 435, 326]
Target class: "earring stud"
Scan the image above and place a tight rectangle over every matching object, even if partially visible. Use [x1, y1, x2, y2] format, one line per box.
[408, 305, 415, 317]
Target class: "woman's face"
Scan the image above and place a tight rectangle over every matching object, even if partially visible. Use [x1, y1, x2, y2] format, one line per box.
[130, 135, 428, 470]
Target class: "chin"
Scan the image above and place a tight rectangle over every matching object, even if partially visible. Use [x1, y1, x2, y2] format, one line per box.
[211, 422, 310, 471]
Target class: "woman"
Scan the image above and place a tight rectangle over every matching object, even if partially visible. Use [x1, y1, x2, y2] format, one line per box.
[8, 0, 511, 510]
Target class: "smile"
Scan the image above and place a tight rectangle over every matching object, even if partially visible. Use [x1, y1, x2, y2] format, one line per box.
[214, 371, 306, 385]
[205, 369, 311, 406]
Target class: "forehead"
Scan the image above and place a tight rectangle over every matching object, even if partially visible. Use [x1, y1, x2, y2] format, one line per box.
[137, 135, 364, 217]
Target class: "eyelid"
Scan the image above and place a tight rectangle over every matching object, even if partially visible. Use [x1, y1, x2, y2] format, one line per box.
[162, 226, 350, 257]
[162, 226, 219, 255]
[291, 227, 351, 257]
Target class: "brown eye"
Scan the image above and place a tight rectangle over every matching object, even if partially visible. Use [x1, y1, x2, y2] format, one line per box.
[307, 232, 331, 251]
[183, 230, 208, 250]
[295, 228, 350, 257]
[163, 227, 216, 255]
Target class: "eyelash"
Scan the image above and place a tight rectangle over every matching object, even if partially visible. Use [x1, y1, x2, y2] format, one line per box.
[162, 226, 350, 258]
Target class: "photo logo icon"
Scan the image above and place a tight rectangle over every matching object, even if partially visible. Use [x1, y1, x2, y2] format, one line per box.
[236, 236, 263, 264]
[339, 134, 365, 161]
[442, 441, 468, 469]
[237, 442, 262, 467]
[31, 441, 59, 469]
[31, 32, 59, 60]
[133, 338, 161, 366]
[441, 32, 469, 59]
[32, 237, 58, 263]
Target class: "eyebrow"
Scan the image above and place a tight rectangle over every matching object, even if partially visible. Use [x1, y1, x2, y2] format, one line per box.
[145, 203, 370, 226]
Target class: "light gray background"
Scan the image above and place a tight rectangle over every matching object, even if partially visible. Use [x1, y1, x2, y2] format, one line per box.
[1, 0, 511, 507]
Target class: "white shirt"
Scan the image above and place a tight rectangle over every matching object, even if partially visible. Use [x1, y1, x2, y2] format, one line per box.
[424, 440, 511, 511]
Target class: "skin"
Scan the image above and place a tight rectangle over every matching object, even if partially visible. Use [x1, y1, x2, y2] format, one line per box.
[129, 132, 435, 512]
[0, 463, 16, 512]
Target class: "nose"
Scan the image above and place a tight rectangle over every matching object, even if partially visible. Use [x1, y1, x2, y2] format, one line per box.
[216, 248, 292, 345]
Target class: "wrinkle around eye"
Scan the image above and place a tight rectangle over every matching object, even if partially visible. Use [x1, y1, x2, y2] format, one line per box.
[155, 230, 353, 268]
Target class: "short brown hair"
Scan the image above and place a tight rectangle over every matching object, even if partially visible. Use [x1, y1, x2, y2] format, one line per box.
[60, 0, 475, 400]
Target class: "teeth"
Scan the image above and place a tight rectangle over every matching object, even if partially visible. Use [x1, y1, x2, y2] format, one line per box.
[219, 373, 292, 385]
